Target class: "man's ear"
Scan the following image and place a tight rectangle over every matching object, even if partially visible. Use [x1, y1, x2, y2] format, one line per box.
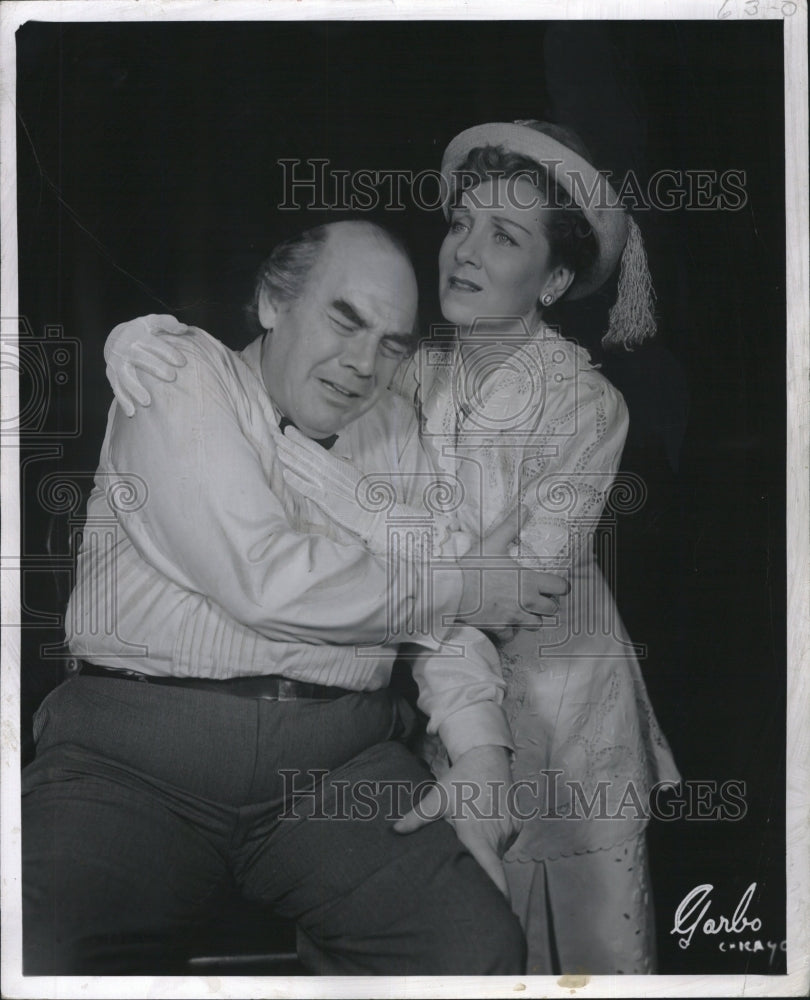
[257, 288, 279, 330]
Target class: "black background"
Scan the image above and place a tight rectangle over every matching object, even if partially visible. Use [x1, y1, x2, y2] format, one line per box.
[16, 19, 786, 975]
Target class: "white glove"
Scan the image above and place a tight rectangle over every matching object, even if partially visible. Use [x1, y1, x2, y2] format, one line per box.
[274, 424, 458, 557]
[105, 314, 192, 416]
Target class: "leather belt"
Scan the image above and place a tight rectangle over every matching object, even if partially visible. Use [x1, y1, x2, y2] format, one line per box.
[75, 661, 352, 702]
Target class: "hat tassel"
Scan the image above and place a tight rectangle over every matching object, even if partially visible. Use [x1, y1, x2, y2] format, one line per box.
[602, 216, 657, 350]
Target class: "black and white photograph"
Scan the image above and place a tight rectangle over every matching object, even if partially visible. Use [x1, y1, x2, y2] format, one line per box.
[1, 1, 808, 997]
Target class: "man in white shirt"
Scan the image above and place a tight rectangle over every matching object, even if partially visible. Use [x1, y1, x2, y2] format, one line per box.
[23, 221, 566, 975]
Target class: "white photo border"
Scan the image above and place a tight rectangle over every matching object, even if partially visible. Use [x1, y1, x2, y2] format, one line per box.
[1, 1, 807, 997]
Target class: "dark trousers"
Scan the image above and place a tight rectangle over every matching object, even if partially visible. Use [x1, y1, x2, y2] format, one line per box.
[22, 676, 525, 975]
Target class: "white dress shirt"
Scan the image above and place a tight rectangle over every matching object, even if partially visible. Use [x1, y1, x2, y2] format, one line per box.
[68, 328, 513, 760]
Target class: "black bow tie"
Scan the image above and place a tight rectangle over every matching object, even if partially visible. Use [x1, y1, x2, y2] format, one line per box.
[278, 416, 338, 451]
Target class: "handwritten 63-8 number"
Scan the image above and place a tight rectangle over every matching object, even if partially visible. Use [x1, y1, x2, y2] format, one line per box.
[718, 0, 797, 16]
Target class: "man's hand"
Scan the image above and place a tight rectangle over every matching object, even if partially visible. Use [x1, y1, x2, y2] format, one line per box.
[394, 744, 519, 899]
[458, 506, 569, 632]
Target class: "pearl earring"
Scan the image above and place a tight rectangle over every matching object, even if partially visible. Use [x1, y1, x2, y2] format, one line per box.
[541, 293, 554, 306]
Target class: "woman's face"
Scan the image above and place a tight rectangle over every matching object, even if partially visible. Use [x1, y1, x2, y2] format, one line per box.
[438, 176, 558, 332]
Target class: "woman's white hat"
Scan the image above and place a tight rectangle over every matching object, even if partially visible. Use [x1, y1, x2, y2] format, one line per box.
[440, 121, 656, 348]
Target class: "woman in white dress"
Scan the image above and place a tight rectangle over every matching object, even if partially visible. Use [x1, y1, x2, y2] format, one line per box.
[408, 121, 681, 974]
[104, 120, 679, 974]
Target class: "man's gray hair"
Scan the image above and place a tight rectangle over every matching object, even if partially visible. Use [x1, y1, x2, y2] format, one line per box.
[248, 221, 416, 337]
[248, 225, 331, 331]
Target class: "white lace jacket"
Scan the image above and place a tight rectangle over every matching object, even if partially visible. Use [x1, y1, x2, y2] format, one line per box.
[395, 326, 680, 858]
